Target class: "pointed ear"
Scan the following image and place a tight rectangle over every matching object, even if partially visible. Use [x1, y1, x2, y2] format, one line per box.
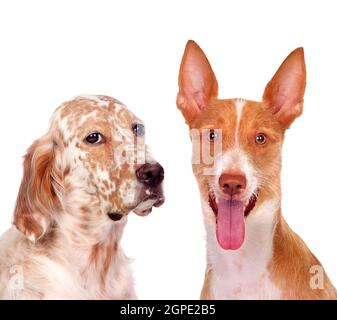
[13, 135, 60, 242]
[263, 47, 306, 129]
[177, 40, 218, 124]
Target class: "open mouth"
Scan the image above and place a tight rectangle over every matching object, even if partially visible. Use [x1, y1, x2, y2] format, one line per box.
[107, 191, 164, 221]
[208, 191, 258, 218]
[208, 188, 258, 250]
[133, 190, 165, 216]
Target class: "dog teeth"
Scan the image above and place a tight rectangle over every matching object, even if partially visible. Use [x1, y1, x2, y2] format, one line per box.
[145, 189, 151, 195]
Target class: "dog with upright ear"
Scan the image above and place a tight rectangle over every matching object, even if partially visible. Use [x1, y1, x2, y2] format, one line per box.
[176, 40, 219, 124]
[263, 47, 306, 129]
[13, 134, 61, 242]
[175, 41, 337, 299]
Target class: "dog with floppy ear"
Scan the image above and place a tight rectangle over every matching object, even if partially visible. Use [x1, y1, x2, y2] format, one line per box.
[0, 95, 164, 299]
[13, 133, 61, 242]
[176, 40, 336, 299]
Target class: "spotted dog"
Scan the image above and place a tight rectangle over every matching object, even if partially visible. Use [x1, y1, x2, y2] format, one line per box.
[0, 95, 164, 299]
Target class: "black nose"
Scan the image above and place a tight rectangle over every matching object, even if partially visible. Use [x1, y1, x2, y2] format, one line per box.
[136, 163, 164, 187]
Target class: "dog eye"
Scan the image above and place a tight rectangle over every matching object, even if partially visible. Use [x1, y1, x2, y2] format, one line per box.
[207, 129, 218, 142]
[132, 123, 145, 137]
[255, 133, 267, 145]
[85, 132, 105, 144]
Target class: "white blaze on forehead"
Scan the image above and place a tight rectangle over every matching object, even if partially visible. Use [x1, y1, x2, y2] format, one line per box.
[235, 98, 246, 145]
[214, 99, 258, 202]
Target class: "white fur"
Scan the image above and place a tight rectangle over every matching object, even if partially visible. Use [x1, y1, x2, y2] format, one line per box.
[201, 99, 281, 299]
[75, 95, 110, 107]
[0, 95, 160, 300]
[203, 198, 281, 299]
[0, 225, 135, 300]
[234, 99, 246, 145]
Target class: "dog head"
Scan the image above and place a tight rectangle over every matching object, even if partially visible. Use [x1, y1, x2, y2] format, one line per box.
[14, 95, 164, 243]
[177, 41, 306, 250]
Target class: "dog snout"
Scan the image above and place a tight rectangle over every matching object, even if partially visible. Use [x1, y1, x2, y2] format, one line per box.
[136, 163, 164, 187]
[219, 172, 246, 196]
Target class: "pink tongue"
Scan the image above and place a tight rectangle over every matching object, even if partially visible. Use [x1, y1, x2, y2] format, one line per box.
[216, 199, 245, 250]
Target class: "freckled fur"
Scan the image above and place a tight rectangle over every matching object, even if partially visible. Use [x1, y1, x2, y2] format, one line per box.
[0, 95, 157, 299]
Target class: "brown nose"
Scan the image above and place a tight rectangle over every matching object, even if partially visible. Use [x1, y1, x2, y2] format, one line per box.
[219, 173, 247, 196]
[136, 163, 164, 187]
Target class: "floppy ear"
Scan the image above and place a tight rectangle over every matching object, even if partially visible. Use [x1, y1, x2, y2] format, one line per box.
[263, 47, 306, 129]
[13, 135, 60, 242]
[177, 40, 218, 124]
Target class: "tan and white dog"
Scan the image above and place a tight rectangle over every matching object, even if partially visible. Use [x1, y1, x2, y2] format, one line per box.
[0, 95, 164, 299]
[176, 41, 336, 299]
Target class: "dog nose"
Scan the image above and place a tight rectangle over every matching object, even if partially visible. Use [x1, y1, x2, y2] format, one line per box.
[219, 173, 246, 196]
[136, 163, 164, 187]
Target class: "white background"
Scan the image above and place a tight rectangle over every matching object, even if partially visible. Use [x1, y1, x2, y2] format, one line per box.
[0, 0, 337, 299]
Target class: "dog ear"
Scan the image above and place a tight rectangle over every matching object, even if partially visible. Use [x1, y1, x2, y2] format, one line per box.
[177, 40, 218, 124]
[263, 48, 306, 129]
[13, 135, 60, 242]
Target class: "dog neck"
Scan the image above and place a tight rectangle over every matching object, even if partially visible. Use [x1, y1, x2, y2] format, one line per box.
[35, 215, 132, 298]
[202, 196, 282, 299]
[56, 217, 126, 262]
